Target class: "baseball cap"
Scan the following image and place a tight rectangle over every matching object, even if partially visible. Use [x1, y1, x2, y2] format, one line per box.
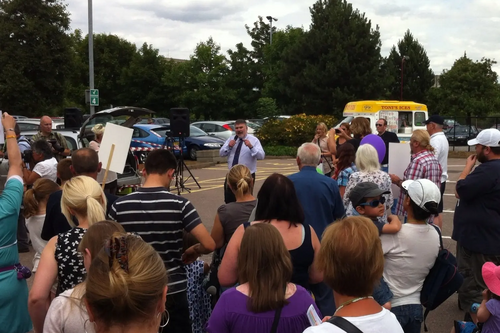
[467, 129, 500, 147]
[423, 115, 444, 126]
[349, 182, 390, 208]
[401, 179, 441, 212]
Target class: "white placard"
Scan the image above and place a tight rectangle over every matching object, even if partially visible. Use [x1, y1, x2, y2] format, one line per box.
[388, 142, 411, 199]
[306, 304, 322, 326]
[0, 111, 4, 144]
[98, 122, 133, 174]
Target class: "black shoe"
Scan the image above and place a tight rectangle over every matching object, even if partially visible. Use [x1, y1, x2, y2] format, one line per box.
[18, 247, 30, 253]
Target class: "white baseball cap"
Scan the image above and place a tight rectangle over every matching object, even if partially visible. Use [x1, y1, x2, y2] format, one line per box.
[467, 129, 500, 147]
[401, 179, 441, 212]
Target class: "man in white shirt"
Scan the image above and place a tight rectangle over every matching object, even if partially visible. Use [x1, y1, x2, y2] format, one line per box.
[425, 115, 449, 229]
[219, 119, 265, 203]
[22, 140, 58, 185]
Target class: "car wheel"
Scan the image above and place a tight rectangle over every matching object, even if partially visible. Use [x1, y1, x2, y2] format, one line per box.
[189, 146, 199, 160]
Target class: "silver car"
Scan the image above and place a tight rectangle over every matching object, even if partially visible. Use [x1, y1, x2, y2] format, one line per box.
[191, 121, 235, 140]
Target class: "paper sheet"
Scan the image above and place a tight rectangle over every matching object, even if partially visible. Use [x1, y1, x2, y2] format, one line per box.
[98, 122, 133, 174]
[307, 304, 322, 326]
[388, 142, 411, 199]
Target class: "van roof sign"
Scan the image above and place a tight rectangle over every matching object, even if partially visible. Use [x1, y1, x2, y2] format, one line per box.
[343, 100, 428, 113]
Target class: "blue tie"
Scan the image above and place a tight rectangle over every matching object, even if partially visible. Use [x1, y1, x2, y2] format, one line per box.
[232, 139, 243, 166]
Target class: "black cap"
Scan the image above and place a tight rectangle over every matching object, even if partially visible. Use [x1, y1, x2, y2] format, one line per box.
[349, 182, 390, 208]
[423, 115, 444, 125]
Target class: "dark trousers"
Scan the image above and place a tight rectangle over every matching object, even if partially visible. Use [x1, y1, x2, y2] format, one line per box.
[224, 173, 255, 204]
[161, 291, 192, 333]
[17, 209, 29, 252]
[103, 179, 118, 195]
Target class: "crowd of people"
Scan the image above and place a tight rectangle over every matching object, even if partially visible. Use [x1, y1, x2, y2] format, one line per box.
[0, 113, 499, 333]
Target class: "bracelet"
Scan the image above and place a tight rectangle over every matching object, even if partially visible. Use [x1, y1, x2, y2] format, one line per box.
[5, 135, 16, 140]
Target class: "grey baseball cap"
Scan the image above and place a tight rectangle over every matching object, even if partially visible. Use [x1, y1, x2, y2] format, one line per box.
[349, 182, 390, 208]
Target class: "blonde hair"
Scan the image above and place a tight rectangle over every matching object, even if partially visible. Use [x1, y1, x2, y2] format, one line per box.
[61, 176, 106, 227]
[316, 122, 328, 136]
[23, 179, 60, 219]
[91, 124, 105, 136]
[227, 164, 253, 198]
[411, 129, 434, 152]
[355, 144, 381, 173]
[238, 223, 292, 313]
[318, 216, 384, 297]
[350, 117, 372, 138]
[85, 232, 168, 330]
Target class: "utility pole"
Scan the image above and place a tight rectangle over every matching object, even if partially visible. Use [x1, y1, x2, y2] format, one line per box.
[88, 0, 95, 115]
[266, 16, 278, 44]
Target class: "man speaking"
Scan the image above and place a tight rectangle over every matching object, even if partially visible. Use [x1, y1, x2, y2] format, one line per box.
[219, 119, 265, 203]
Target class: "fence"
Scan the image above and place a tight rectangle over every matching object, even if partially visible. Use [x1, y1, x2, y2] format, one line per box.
[444, 116, 500, 151]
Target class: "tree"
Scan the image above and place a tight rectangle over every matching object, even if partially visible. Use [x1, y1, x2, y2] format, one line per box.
[383, 30, 434, 103]
[0, 0, 72, 115]
[428, 55, 500, 118]
[255, 97, 279, 118]
[283, 0, 385, 117]
[176, 37, 233, 120]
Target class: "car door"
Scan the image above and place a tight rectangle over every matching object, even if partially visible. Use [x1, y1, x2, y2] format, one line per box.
[201, 123, 216, 136]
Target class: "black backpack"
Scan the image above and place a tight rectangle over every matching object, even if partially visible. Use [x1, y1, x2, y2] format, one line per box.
[420, 225, 463, 331]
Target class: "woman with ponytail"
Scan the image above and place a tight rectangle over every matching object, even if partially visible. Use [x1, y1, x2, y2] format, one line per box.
[211, 164, 257, 248]
[23, 178, 60, 272]
[29, 176, 107, 333]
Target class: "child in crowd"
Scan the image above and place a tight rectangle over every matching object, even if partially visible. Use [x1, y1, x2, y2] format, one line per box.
[183, 232, 212, 333]
[348, 181, 402, 309]
[452, 262, 500, 333]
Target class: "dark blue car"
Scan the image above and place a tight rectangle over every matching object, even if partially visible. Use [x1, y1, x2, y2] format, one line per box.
[132, 124, 225, 160]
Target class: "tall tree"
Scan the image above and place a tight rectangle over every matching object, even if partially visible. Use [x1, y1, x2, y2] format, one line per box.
[428, 55, 500, 118]
[0, 0, 72, 115]
[383, 30, 434, 103]
[283, 0, 385, 117]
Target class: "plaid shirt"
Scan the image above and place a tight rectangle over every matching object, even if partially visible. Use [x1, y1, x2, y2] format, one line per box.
[336, 163, 357, 187]
[395, 149, 442, 216]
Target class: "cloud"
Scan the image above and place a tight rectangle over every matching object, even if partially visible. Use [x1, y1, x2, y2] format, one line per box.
[66, 0, 500, 74]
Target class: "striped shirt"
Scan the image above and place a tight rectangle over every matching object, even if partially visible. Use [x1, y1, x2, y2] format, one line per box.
[108, 187, 202, 294]
[395, 150, 442, 217]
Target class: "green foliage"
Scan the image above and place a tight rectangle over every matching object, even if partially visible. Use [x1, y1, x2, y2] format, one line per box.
[256, 97, 279, 118]
[428, 56, 500, 117]
[263, 145, 297, 156]
[0, 0, 72, 116]
[257, 114, 336, 147]
[383, 30, 434, 103]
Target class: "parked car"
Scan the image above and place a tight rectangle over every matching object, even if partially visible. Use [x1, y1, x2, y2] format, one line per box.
[12, 115, 28, 121]
[131, 124, 187, 162]
[184, 125, 225, 160]
[445, 125, 479, 145]
[443, 119, 460, 130]
[138, 117, 170, 125]
[191, 121, 235, 140]
[226, 120, 261, 134]
[17, 118, 65, 133]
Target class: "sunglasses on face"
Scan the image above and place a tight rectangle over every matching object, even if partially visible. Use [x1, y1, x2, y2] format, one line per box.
[376, 124, 384, 127]
[359, 197, 386, 207]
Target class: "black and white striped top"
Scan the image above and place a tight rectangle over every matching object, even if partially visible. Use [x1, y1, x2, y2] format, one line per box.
[108, 187, 201, 294]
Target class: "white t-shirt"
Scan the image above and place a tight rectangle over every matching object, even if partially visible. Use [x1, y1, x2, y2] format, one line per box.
[430, 132, 449, 183]
[25, 214, 47, 271]
[43, 287, 94, 333]
[380, 224, 440, 307]
[32, 157, 58, 182]
[303, 308, 403, 333]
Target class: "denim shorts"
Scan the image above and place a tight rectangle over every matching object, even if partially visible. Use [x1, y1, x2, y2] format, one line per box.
[373, 277, 393, 306]
[391, 304, 423, 333]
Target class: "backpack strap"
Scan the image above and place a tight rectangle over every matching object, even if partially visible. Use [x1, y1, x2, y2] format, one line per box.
[243, 222, 251, 229]
[429, 223, 444, 249]
[327, 316, 364, 333]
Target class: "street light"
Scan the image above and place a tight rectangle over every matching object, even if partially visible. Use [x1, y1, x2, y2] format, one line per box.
[88, 0, 95, 115]
[266, 16, 278, 44]
[400, 55, 410, 101]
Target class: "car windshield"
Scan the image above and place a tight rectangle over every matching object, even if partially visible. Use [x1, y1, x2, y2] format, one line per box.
[447, 126, 475, 134]
[151, 127, 170, 137]
[190, 126, 208, 137]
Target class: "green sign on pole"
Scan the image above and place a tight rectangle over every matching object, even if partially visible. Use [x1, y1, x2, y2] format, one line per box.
[90, 89, 99, 106]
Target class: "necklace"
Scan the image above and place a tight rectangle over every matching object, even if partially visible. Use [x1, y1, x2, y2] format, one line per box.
[334, 296, 373, 314]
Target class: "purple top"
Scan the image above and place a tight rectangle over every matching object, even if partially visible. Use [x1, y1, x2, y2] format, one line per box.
[484, 299, 500, 333]
[206, 285, 320, 333]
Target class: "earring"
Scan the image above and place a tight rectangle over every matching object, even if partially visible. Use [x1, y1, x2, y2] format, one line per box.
[158, 310, 170, 328]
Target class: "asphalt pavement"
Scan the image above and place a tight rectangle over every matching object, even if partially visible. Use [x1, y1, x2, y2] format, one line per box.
[20, 157, 467, 332]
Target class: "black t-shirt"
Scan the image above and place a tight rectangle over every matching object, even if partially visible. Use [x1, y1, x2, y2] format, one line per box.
[41, 190, 118, 241]
[347, 138, 362, 152]
[379, 131, 400, 165]
[452, 159, 500, 254]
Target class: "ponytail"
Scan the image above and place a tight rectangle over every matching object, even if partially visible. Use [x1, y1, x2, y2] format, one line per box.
[86, 196, 107, 226]
[227, 164, 253, 198]
[23, 179, 60, 219]
[23, 189, 38, 219]
[61, 176, 106, 227]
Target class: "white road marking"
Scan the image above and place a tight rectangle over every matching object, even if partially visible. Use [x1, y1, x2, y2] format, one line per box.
[446, 180, 457, 183]
[443, 236, 452, 239]
[443, 210, 455, 213]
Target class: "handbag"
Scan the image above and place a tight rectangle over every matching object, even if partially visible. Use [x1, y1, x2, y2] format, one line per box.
[317, 138, 334, 171]
[327, 316, 363, 333]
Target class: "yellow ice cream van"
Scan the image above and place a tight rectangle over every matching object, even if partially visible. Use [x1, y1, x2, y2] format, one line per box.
[337, 100, 429, 141]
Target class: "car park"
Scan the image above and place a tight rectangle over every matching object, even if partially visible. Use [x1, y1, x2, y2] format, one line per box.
[184, 125, 225, 160]
[17, 118, 65, 133]
[191, 121, 235, 140]
[445, 125, 479, 145]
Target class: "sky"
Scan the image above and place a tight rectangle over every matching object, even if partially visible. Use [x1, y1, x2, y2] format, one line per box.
[66, 0, 500, 74]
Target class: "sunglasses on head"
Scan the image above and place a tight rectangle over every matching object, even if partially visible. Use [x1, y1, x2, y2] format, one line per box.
[358, 197, 386, 207]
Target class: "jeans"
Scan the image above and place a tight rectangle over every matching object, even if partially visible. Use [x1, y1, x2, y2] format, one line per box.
[310, 282, 336, 317]
[391, 304, 423, 333]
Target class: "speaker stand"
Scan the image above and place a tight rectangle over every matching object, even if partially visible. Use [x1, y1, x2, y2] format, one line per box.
[167, 137, 201, 194]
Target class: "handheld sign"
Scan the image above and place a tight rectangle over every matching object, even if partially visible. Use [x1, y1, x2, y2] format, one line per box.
[98, 122, 133, 175]
[0, 111, 4, 144]
[388, 142, 411, 199]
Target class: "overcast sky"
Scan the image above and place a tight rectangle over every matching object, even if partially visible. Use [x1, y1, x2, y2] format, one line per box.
[66, 0, 500, 74]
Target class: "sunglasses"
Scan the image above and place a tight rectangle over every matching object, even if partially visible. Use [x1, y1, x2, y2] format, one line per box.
[376, 124, 384, 127]
[358, 197, 386, 207]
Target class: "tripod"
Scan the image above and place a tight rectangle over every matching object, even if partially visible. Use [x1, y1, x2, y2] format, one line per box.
[163, 136, 201, 194]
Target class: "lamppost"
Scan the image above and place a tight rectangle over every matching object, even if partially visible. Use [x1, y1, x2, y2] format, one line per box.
[88, 0, 95, 115]
[266, 16, 278, 44]
[400, 55, 410, 101]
